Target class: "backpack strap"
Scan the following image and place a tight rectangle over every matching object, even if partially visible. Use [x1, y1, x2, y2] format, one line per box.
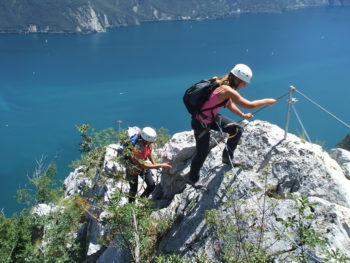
[198, 99, 228, 120]
[200, 99, 228, 113]
[129, 133, 140, 145]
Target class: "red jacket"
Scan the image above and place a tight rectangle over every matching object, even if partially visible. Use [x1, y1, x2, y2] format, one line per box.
[130, 142, 152, 167]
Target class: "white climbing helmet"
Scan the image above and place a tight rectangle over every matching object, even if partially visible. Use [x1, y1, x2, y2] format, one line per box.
[141, 127, 157, 142]
[230, 64, 253, 83]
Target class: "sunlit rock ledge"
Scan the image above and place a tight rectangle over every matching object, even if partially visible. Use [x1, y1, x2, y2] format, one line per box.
[52, 120, 350, 262]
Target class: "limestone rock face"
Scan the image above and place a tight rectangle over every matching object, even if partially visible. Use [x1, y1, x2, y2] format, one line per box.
[0, 1, 348, 33]
[61, 126, 163, 262]
[96, 236, 131, 263]
[329, 148, 350, 179]
[61, 120, 350, 261]
[159, 121, 350, 208]
[31, 203, 63, 216]
[73, 3, 105, 32]
[62, 166, 130, 261]
[63, 166, 93, 197]
[103, 144, 124, 176]
[160, 131, 196, 199]
[153, 120, 350, 260]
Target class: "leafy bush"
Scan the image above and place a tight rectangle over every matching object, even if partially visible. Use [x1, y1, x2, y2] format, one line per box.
[1, 124, 175, 263]
[1, 156, 86, 262]
[0, 210, 34, 262]
[102, 191, 156, 263]
[16, 158, 62, 206]
[71, 124, 120, 178]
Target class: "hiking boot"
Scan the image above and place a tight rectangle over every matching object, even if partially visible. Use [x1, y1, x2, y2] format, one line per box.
[222, 156, 241, 167]
[185, 178, 207, 190]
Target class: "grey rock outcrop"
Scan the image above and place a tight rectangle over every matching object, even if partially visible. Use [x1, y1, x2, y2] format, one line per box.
[63, 165, 131, 261]
[96, 246, 130, 263]
[336, 133, 350, 151]
[329, 148, 350, 179]
[153, 120, 350, 261]
[63, 166, 93, 197]
[31, 203, 64, 216]
[63, 120, 350, 261]
[62, 126, 165, 262]
[159, 121, 350, 207]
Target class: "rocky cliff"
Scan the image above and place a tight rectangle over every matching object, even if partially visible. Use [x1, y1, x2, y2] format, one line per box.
[35, 120, 350, 262]
[1, 0, 350, 33]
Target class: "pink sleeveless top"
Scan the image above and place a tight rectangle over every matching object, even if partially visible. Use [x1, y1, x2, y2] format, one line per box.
[196, 88, 229, 124]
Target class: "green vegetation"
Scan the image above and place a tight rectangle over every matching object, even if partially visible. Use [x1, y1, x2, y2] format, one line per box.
[0, 0, 91, 32]
[155, 127, 171, 149]
[1, 124, 349, 262]
[16, 160, 62, 206]
[72, 124, 121, 178]
[204, 168, 350, 263]
[0, 211, 34, 262]
[0, 164, 86, 263]
[102, 192, 154, 262]
[72, 124, 170, 177]
[0, 124, 173, 263]
[154, 254, 189, 263]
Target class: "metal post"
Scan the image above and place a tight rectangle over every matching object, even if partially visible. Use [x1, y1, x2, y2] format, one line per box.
[284, 86, 296, 139]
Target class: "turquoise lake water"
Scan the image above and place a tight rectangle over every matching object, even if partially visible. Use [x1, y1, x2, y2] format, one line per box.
[1, 7, 350, 215]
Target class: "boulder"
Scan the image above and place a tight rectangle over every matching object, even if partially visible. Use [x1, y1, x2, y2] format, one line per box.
[63, 166, 92, 197]
[31, 203, 63, 216]
[153, 120, 350, 260]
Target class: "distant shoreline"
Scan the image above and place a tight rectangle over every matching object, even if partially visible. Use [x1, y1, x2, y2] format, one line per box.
[0, 5, 348, 35]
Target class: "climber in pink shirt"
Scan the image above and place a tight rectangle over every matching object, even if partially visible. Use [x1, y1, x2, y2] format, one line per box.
[188, 64, 277, 187]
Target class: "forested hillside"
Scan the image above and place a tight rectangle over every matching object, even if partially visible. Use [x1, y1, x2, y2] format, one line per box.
[0, 0, 349, 33]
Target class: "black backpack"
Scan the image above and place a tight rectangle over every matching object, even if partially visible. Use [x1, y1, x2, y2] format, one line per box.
[183, 78, 228, 117]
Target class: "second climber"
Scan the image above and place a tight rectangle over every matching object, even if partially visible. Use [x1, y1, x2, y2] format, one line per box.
[125, 127, 172, 203]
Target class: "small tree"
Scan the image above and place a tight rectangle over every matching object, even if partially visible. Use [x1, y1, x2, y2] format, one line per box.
[102, 191, 156, 263]
[72, 124, 123, 179]
[16, 156, 61, 206]
[0, 211, 34, 262]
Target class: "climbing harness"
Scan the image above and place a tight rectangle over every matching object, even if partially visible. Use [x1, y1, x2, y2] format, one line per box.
[208, 90, 290, 167]
[224, 122, 241, 139]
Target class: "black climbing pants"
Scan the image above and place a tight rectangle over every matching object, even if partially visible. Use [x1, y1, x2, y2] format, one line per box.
[189, 115, 243, 183]
[127, 170, 155, 203]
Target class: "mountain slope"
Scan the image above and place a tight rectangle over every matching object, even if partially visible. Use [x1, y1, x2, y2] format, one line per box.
[1, 0, 349, 33]
[57, 120, 350, 262]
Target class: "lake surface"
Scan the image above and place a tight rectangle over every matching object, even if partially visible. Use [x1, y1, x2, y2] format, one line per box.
[1, 6, 350, 215]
